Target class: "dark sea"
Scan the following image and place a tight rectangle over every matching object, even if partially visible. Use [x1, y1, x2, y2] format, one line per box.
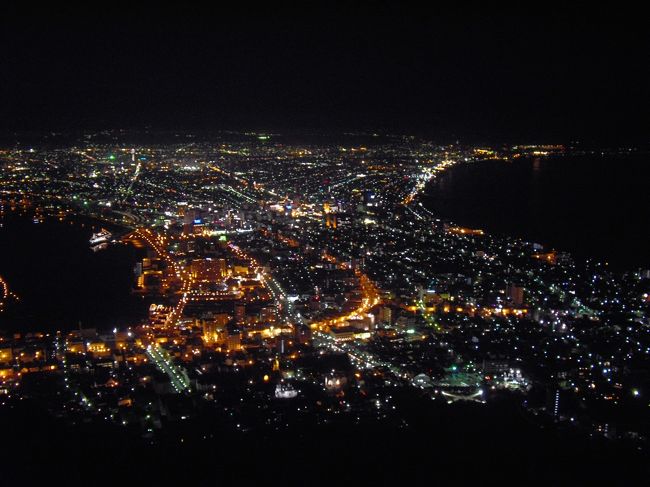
[422, 153, 650, 270]
[0, 212, 148, 333]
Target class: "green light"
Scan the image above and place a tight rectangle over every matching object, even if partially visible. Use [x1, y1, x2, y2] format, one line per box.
[219, 235, 227, 242]
[109, 155, 116, 160]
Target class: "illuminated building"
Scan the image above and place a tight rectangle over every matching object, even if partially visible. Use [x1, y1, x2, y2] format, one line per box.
[329, 326, 356, 341]
[65, 336, 85, 354]
[445, 225, 485, 236]
[379, 306, 393, 325]
[347, 314, 375, 331]
[233, 265, 249, 276]
[199, 313, 230, 344]
[274, 382, 298, 399]
[226, 325, 242, 351]
[0, 347, 13, 363]
[87, 340, 111, 357]
[324, 373, 348, 391]
[190, 259, 226, 282]
[0, 366, 15, 380]
[235, 303, 245, 324]
[294, 324, 311, 344]
[532, 251, 557, 264]
[149, 304, 172, 326]
[506, 283, 524, 306]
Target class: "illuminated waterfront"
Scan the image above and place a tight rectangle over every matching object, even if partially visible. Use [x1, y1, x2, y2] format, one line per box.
[0, 211, 147, 332]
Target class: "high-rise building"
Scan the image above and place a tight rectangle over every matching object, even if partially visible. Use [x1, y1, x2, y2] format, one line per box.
[235, 302, 245, 324]
[380, 306, 393, 325]
[506, 283, 524, 306]
[294, 324, 311, 345]
[226, 331, 242, 351]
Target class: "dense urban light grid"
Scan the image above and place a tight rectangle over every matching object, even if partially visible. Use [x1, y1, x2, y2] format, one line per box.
[1, 6, 649, 485]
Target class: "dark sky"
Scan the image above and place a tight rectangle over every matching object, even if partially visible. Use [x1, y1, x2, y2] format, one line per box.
[1, 5, 648, 142]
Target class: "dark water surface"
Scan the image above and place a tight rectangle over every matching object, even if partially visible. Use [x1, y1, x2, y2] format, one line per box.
[0, 212, 147, 332]
[422, 154, 650, 270]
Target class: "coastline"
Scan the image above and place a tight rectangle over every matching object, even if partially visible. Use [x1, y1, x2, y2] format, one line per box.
[0, 209, 147, 333]
[419, 153, 650, 271]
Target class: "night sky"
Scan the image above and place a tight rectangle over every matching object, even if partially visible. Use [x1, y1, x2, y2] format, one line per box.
[1, 5, 648, 142]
